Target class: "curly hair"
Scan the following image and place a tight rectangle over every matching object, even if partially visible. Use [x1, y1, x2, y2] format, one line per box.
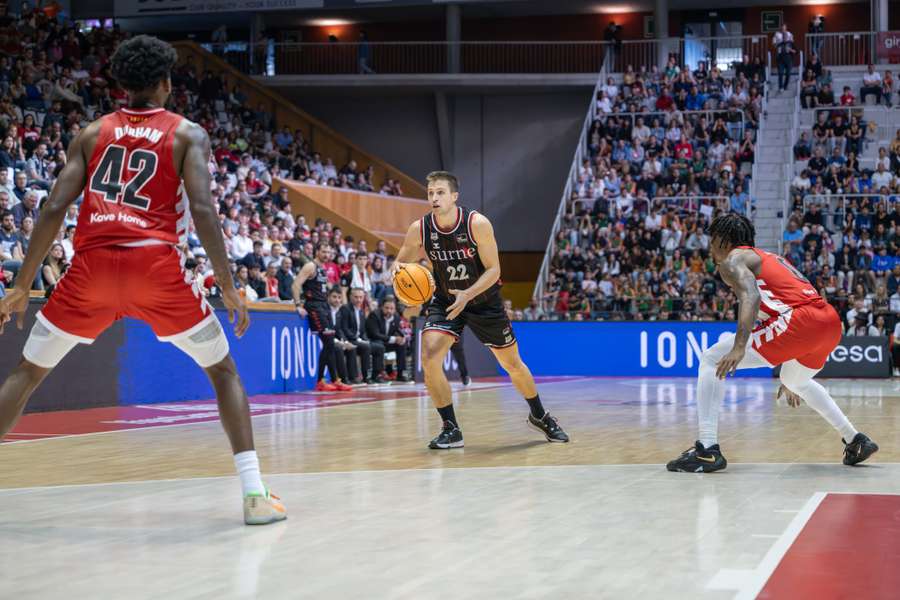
[110, 35, 178, 93]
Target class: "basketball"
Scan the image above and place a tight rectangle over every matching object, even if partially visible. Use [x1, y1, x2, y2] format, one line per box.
[393, 263, 435, 306]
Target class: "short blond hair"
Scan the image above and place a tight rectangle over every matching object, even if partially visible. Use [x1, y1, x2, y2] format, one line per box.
[426, 171, 459, 193]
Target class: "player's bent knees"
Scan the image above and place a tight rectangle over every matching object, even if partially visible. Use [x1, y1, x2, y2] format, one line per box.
[170, 318, 230, 368]
[421, 337, 451, 367]
[204, 354, 239, 379]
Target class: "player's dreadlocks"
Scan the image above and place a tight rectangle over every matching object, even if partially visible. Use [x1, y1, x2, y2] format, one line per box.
[708, 212, 755, 248]
[110, 35, 178, 94]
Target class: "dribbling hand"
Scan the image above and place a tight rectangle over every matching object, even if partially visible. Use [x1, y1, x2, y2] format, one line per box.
[389, 261, 405, 281]
[222, 287, 250, 338]
[0, 286, 28, 335]
[446, 289, 472, 321]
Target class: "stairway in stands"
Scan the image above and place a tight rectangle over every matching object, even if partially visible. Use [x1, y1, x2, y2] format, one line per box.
[754, 79, 798, 253]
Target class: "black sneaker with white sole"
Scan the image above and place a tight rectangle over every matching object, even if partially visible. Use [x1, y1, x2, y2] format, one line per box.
[843, 433, 879, 466]
[527, 412, 569, 443]
[428, 420, 464, 449]
[666, 441, 727, 473]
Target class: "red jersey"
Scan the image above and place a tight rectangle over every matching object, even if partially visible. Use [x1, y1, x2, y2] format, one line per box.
[75, 107, 187, 252]
[741, 247, 822, 319]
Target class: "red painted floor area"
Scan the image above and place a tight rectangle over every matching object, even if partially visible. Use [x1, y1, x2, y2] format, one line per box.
[5, 377, 574, 443]
[758, 494, 900, 600]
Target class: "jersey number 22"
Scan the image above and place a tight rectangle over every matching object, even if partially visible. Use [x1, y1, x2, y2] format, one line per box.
[447, 264, 469, 281]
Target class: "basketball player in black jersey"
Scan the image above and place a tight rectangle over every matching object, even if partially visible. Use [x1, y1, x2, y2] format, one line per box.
[292, 242, 352, 392]
[392, 171, 569, 448]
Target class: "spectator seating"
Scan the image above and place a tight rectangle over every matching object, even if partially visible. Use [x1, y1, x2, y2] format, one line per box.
[539, 58, 762, 320]
[787, 62, 900, 338]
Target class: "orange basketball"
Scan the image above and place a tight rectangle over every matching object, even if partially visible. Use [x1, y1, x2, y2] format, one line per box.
[393, 263, 435, 306]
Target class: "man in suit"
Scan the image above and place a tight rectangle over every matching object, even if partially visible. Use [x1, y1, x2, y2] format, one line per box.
[365, 295, 410, 382]
[338, 287, 386, 384]
[326, 287, 353, 384]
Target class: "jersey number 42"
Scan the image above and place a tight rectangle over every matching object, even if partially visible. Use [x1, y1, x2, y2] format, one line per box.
[89, 144, 158, 211]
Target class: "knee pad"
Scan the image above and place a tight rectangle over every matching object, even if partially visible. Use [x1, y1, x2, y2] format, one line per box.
[22, 318, 80, 368]
[170, 317, 230, 368]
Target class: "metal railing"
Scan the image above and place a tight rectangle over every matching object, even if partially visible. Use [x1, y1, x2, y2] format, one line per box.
[750, 53, 771, 205]
[789, 192, 895, 232]
[595, 109, 747, 139]
[205, 41, 611, 75]
[202, 35, 775, 76]
[611, 35, 769, 74]
[532, 68, 606, 302]
[781, 52, 804, 253]
[805, 32, 876, 66]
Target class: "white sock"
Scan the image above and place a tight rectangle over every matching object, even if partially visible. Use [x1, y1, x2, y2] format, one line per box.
[790, 379, 858, 442]
[780, 360, 858, 442]
[696, 334, 772, 449]
[697, 355, 724, 448]
[234, 450, 265, 496]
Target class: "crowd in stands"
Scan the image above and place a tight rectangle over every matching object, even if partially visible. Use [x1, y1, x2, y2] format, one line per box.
[542, 55, 763, 321]
[786, 71, 900, 354]
[0, 10, 425, 376]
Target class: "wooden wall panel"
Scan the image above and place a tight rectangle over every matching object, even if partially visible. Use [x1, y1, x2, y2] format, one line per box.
[173, 42, 425, 198]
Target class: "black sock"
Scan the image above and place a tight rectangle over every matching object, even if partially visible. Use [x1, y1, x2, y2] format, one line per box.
[437, 404, 457, 427]
[526, 395, 545, 419]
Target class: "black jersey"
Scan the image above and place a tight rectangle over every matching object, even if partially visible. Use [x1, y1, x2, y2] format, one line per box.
[420, 205, 500, 305]
[302, 262, 329, 305]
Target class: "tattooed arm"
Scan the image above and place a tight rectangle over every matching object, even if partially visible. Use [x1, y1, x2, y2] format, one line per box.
[714, 249, 761, 378]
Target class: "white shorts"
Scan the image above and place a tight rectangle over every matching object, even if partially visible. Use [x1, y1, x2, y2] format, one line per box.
[23, 313, 230, 369]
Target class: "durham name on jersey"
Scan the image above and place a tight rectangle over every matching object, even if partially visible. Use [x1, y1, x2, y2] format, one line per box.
[76, 107, 189, 252]
[420, 206, 500, 305]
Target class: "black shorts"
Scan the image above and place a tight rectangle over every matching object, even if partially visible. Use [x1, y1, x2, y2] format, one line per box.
[305, 303, 333, 336]
[423, 293, 516, 348]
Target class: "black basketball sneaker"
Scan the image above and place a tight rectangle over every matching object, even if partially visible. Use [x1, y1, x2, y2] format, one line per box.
[666, 441, 727, 473]
[429, 420, 464, 449]
[843, 433, 879, 466]
[527, 412, 570, 443]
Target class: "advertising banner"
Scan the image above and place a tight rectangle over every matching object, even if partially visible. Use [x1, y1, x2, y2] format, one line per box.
[411, 318, 497, 383]
[876, 32, 900, 62]
[815, 336, 892, 378]
[509, 321, 773, 378]
[118, 309, 320, 404]
[4, 302, 123, 413]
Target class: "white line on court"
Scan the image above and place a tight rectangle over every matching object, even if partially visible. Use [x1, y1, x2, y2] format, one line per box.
[733, 491, 828, 600]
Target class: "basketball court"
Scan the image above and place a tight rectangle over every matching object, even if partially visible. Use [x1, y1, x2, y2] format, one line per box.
[2, 376, 898, 599]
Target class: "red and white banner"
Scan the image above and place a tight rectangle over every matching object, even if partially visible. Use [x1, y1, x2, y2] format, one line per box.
[876, 32, 900, 62]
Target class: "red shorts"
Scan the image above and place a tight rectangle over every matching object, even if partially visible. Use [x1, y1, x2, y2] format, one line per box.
[40, 244, 212, 342]
[751, 301, 842, 369]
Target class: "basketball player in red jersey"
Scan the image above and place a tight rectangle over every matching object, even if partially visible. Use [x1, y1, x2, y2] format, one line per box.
[0, 36, 286, 524]
[667, 213, 878, 472]
[392, 171, 568, 448]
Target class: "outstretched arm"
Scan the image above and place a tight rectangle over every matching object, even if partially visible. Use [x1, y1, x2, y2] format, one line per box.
[180, 122, 248, 338]
[0, 129, 89, 333]
[446, 213, 501, 320]
[715, 251, 761, 378]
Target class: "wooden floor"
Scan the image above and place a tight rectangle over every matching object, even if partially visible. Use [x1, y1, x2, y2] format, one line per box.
[1, 377, 898, 600]
[1, 377, 897, 489]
